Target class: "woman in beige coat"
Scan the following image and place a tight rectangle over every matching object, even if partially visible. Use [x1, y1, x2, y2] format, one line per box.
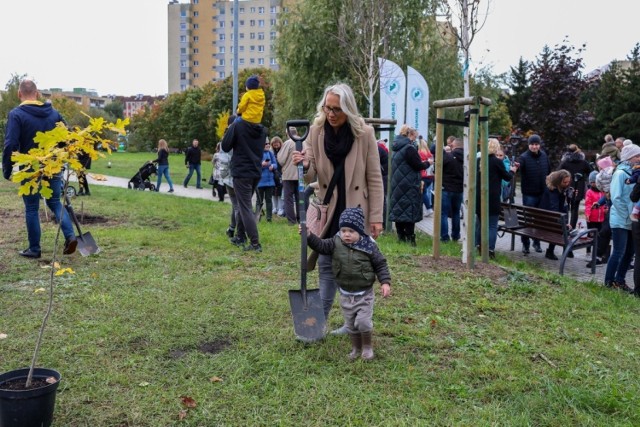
[293, 83, 384, 334]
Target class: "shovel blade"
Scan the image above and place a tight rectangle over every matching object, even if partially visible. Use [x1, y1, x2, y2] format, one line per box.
[77, 232, 100, 256]
[288, 289, 325, 343]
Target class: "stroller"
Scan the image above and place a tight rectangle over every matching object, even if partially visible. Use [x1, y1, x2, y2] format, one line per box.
[128, 161, 157, 191]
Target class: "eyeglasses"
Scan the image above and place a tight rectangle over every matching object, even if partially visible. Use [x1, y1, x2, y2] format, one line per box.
[322, 105, 343, 116]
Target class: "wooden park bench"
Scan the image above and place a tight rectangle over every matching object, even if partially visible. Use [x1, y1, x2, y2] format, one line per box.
[498, 202, 598, 275]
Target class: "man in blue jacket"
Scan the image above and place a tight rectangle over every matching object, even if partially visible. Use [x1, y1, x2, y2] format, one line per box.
[2, 79, 77, 258]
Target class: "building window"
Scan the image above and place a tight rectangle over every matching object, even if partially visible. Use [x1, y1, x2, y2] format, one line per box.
[193, 23, 199, 29]
[180, 72, 186, 80]
[250, 32, 256, 39]
[258, 19, 265, 27]
[258, 32, 265, 40]
[270, 19, 276, 26]
[239, 46, 244, 52]
[181, 84, 186, 91]
[259, 7, 265, 13]
[258, 58, 264, 65]
[180, 35, 187, 42]
[194, 72, 199, 78]
[250, 45, 255, 52]
[193, 0, 198, 3]
[270, 31, 276, 40]
[219, 7, 225, 15]
[181, 10, 186, 17]
[239, 20, 244, 26]
[193, 11, 199, 17]
[270, 58, 277, 65]
[239, 58, 245, 65]
[193, 60, 199, 66]
[220, 34, 225, 41]
[270, 6, 277, 13]
[250, 7, 256, 13]
[220, 59, 225, 66]
[180, 48, 186, 54]
[250, 58, 255, 64]
[239, 7, 244, 13]
[219, 46, 225, 53]
[258, 45, 264, 52]
[194, 48, 199, 54]
[230, 46, 234, 53]
[239, 33, 245, 39]
[193, 36, 199, 42]
[250, 19, 255, 26]
[180, 23, 186, 30]
[219, 72, 225, 79]
[180, 60, 187, 67]
[219, 21, 225, 28]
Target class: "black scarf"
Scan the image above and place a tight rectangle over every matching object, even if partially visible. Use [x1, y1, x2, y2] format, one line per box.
[323, 120, 355, 237]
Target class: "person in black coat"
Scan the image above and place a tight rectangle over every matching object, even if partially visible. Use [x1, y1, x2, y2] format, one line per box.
[475, 139, 518, 258]
[517, 134, 551, 254]
[439, 138, 464, 242]
[377, 139, 389, 223]
[539, 169, 573, 260]
[388, 125, 428, 245]
[183, 139, 203, 189]
[77, 149, 92, 196]
[558, 144, 593, 229]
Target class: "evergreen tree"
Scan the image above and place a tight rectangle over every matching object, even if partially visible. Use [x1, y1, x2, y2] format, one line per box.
[505, 57, 531, 131]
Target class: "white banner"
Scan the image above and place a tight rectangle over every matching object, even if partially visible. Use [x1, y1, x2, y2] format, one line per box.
[378, 57, 406, 142]
[406, 66, 429, 140]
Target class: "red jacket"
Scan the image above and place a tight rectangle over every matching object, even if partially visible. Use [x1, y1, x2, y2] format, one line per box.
[585, 187, 606, 223]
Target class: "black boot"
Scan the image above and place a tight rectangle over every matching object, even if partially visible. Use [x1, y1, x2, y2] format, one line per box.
[545, 249, 558, 260]
[408, 234, 416, 247]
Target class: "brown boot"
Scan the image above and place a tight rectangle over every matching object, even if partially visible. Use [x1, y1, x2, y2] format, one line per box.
[361, 331, 374, 360]
[348, 333, 362, 360]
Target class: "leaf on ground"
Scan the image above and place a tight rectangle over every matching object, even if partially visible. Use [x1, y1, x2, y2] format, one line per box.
[430, 319, 437, 328]
[210, 376, 224, 383]
[34, 288, 46, 294]
[139, 381, 150, 387]
[55, 267, 75, 276]
[40, 265, 51, 269]
[178, 410, 188, 420]
[180, 396, 197, 408]
[53, 262, 60, 269]
[0, 333, 7, 340]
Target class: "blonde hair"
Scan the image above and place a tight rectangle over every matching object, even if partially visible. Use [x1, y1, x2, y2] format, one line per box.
[488, 138, 500, 155]
[158, 139, 168, 151]
[418, 136, 430, 153]
[313, 83, 364, 137]
[546, 169, 571, 190]
[398, 124, 416, 137]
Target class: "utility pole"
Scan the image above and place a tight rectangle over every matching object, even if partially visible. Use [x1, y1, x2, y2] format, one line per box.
[233, 0, 239, 111]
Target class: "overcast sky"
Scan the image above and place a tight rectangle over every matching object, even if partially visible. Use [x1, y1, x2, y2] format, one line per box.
[0, 0, 637, 96]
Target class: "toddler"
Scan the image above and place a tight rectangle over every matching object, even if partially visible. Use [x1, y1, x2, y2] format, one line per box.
[306, 207, 391, 361]
[236, 75, 265, 124]
[585, 171, 606, 229]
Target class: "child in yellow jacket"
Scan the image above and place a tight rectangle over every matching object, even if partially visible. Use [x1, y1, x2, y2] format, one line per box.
[236, 75, 265, 124]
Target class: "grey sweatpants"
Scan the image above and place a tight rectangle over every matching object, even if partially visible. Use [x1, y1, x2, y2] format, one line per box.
[340, 287, 374, 333]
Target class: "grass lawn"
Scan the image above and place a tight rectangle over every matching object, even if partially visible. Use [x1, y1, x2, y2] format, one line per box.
[1, 175, 640, 426]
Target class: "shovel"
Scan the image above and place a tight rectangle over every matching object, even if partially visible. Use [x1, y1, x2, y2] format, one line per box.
[64, 195, 100, 256]
[286, 120, 326, 343]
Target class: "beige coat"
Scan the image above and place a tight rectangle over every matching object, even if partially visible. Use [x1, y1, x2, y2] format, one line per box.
[304, 119, 384, 269]
[277, 138, 300, 181]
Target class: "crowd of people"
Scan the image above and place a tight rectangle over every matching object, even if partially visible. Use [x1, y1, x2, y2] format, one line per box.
[5, 78, 639, 364]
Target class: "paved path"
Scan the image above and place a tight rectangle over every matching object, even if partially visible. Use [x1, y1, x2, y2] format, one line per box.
[83, 174, 628, 284]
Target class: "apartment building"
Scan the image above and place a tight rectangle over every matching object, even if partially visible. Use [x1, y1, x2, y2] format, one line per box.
[40, 88, 111, 109]
[168, 0, 289, 93]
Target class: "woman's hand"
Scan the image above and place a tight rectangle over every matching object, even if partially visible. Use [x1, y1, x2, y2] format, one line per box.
[292, 150, 308, 169]
[370, 222, 383, 239]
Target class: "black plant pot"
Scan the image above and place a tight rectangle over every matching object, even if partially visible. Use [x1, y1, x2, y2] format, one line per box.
[0, 368, 61, 427]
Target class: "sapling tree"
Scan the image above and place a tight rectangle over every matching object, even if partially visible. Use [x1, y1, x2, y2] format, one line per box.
[9, 113, 128, 387]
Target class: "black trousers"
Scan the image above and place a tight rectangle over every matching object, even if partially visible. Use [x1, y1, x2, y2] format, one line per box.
[395, 222, 415, 237]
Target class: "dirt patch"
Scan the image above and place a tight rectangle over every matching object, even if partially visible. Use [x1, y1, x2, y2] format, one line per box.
[169, 339, 232, 359]
[198, 339, 232, 355]
[415, 254, 508, 284]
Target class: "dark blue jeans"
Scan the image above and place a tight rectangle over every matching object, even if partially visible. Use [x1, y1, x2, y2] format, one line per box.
[156, 165, 174, 191]
[422, 177, 433, 211]
[440, 191, 462, 241]
[604, 227, 634, 284]
[23, 174, 75, 253]
[475, 214, 499, 251]
[521, 194, 541, 249]
[183, 164, 202, 188]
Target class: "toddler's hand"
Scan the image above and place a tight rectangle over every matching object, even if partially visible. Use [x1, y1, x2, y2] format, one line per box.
[381, 283, 391, 298]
